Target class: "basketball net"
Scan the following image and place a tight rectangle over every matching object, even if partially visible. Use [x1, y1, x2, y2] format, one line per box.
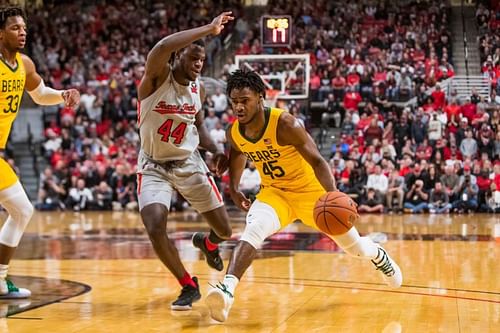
[265, 89, 281, 108]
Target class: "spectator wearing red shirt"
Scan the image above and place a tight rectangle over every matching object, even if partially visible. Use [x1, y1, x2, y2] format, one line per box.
[372, 63, 387, 83]
[460, 96, 477, 123]
[356, 112, 372, 131]
[421, 95, 434, 113]
[44, 120, 62, 137]
[412, 44, 426, 62]
[415, 139, 433, 161]
[331, 71, 347, 100]
[60, 106, 76, 127]
[364, 118, 383, 146]
[471, 107, 489, 129]
[310, 70, 321, 101]
[398, 155, 414, 177]
[493, 163, 500, 189]
[444, 98, 461, 120]
[346, 70, 360, 91]
[443, 144, 463, 161]
[446, 111, 461, 136]
[474, 164, 492, 193]
[337, 160, 356, 193]
[431, 84, 446, 111]
[343, 87, 362, 111]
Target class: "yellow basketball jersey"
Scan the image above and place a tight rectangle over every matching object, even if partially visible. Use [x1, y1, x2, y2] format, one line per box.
[231, 107, 323, 192]
[0, 52, 26, 149]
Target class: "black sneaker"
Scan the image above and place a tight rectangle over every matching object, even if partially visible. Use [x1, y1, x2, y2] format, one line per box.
[171, 277, 201, 310]
[192, 232, 224, 271]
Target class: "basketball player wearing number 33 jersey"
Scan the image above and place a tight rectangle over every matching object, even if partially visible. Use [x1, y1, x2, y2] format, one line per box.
[136, 12, 235, 310]
[205, 69, 403, 322]
[0, 6, 79, 299]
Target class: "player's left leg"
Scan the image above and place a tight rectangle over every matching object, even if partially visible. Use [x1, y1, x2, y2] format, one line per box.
[194, 206, 232, 271]
[299, 191, 402, 288]
[173, 152, 232, 271]
[0, 181, 33, 298]
[206, 197, 284, 322]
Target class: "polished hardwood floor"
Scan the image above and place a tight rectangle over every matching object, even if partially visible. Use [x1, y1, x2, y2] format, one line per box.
[0, 209, 498, 332]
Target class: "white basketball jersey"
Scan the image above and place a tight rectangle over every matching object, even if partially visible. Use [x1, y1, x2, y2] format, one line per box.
[138, 70, 202, 162]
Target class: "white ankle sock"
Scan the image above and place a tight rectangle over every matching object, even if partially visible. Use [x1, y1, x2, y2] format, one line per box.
[0, 264, 8, 279]
[327, 227, 379, 259]
[222, 274, 239, 295]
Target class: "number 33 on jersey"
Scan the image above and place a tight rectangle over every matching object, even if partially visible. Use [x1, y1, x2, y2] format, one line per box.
[0, 53, 26, 150]
[231, 107, 322, 191]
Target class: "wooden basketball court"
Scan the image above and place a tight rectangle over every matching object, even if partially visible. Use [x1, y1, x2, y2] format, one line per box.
[0, 210, 498, 332]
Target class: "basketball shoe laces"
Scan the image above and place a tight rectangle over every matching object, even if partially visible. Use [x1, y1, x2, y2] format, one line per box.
[209, 282, 233, 298]
[6, 279, 19, 292]
[371, 248, 395, 276]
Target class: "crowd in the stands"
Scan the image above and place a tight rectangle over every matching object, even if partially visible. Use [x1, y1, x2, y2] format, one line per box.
[3, 1, 498, 213]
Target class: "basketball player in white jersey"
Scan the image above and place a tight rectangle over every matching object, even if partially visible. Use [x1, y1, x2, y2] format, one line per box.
[137, 12, 234, 310]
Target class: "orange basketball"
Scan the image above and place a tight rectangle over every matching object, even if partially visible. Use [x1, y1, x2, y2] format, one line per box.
[313, 191, 359, 235]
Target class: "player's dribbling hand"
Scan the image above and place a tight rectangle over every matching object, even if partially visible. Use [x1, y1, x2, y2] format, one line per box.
[210, 12, 234, 35]
[62, 89, 81, 108]
[230, 190, 251, 211]
[213, 152, 229, 176]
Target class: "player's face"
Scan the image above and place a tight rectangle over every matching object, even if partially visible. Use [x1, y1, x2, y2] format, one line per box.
[0, 16, 27, 50]
[179, 45, 205, 81]
[229, 87, 262, 125]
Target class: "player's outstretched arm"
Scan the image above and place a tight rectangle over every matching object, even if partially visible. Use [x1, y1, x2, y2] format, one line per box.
[139, 12, 234, 100]
[277, 112, 337, 192]
[226, 126, 251, 211]
[23, 55, 80, 108]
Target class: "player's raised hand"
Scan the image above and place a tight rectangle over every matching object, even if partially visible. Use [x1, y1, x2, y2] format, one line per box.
[230, 190, 251, 212]
[210, 12, 234, 35]
[62, 89, 80, 108]
[213, 152, 229, 176]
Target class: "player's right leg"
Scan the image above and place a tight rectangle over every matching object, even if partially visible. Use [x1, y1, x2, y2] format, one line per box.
[325, 227, 403, 288]
[206, 199, 282, 322]
[298, 190, 402, 288]
[172, 151, 232, 271]
[0, 170, 33, 298]
[138, 170, 200, 310]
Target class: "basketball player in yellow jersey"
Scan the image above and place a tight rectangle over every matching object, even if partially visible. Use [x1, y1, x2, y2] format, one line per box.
[0, 7, 79, 298]
[205, 69, 402, 322]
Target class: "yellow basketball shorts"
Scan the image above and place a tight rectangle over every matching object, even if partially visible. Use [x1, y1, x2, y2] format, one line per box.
[256, 187, 326, 230]
[0, 157, 18, 191]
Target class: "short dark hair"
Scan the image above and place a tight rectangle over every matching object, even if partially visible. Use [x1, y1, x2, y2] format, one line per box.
[0, 6, 25, 29]
[226, 68, 266, 98]
[192, 39, 205, 48]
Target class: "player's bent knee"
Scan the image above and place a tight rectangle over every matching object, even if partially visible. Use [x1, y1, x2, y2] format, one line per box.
[240, 206, 280, 250]
[140, 204, 168, 235]
[239, 224, 265, 250]
[0, 197, 34, 248]
[143, 219, 166, 238]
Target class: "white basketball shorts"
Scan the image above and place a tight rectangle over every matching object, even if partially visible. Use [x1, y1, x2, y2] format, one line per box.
[136, 150, 224, 213]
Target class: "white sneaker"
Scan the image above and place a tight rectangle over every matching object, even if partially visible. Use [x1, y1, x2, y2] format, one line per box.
[0, 279, 31, 299]
[371, 247, 403, 288]
[206, 283, 234, 322]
